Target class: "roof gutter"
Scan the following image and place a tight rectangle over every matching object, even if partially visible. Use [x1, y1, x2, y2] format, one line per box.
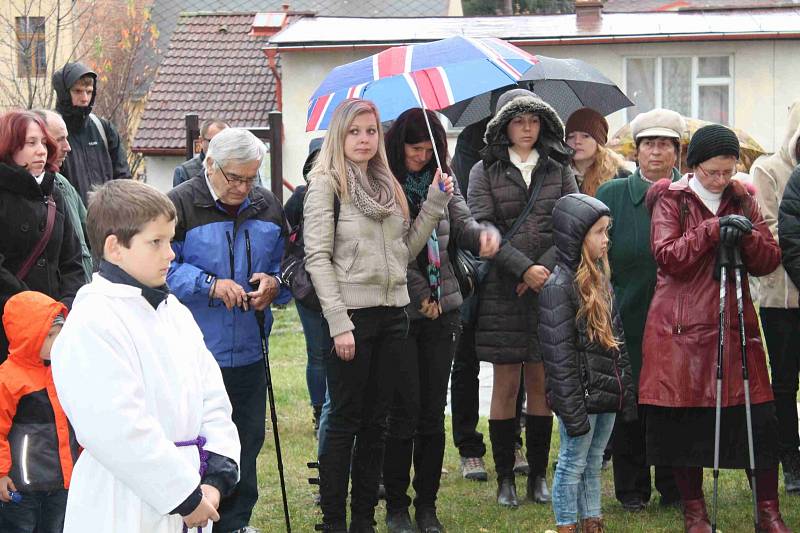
[272, 31, 800, 51]
[131, 147, 184, 156]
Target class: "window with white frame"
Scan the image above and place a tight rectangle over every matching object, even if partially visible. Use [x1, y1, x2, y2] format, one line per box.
[624, 56, 732, 125]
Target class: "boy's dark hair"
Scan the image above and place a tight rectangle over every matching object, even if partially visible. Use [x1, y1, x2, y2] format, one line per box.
[87, 180, 177, 258]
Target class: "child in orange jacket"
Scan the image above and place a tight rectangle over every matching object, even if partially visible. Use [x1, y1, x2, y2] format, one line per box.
[0, 291, 79, 533]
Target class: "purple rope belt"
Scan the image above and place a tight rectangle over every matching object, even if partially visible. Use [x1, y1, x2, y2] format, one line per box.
[175, 436, 209, 533]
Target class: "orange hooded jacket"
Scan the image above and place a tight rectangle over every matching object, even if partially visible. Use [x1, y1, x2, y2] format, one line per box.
[0, 291, 79, 490]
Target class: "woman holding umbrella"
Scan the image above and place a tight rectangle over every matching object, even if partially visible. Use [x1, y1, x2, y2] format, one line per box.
[642, 125, 788, 532]
[468, 88, 578, 508]
[565, 107, 630, 197]
[381, 108, 500, 533]
[304, 98, 453, 533]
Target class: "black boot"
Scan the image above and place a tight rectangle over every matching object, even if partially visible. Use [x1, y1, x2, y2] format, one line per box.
[416, 506, 445, 533]
[319, 430, 355, 530]
[412, 433, 446, 510]
[349, 428, 385, 528]
[525, 414, 553, 503]
[313, 403, 323, 437]
[383, 436, 414, 514]
[781, 450, 800, 493]
[489, 418, 518, 508]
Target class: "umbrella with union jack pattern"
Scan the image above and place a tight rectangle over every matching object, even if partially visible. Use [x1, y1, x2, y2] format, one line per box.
[306, 36, 539, 132]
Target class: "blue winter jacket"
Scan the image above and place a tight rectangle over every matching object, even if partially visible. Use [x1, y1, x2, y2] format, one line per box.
[167, 176, 290, 368]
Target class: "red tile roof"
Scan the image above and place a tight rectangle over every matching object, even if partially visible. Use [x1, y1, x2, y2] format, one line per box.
[133, 12, 278, 154]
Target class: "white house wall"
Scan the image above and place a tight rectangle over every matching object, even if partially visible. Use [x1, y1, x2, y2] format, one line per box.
[279, 39, 799, 187]
[143, 155, 183, 192]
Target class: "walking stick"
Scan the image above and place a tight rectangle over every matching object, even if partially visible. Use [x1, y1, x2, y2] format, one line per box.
[711, 244, 730, 533]
[254, 309, 292, 533]
[730, 246, 759, 532]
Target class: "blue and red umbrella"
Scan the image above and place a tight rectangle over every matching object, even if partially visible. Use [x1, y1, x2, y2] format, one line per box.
[306, 36, 539, 132]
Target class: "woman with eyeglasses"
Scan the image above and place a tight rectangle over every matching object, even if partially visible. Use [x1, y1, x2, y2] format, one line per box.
[642, 125, 788, 532]
[303, 98, 452, 533]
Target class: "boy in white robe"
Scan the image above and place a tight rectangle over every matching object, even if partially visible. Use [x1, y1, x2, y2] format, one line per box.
[51, 180, 241, 533]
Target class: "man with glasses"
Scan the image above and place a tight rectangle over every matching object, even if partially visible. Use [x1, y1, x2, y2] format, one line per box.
[173, 119, 229, 187]
[167, 128, 290, 533]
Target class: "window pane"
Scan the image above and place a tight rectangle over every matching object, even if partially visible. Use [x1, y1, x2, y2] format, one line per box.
[626, 58, 655, 121]
[662, 57, 691, 117]
[699, 85, 729, 124]
[699, 56, 729, 77]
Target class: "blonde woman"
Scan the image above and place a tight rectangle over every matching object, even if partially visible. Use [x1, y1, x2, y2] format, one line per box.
[539, 193, 637, 533]
[565, 108, 630, 197]
[303, 98, 453, 533]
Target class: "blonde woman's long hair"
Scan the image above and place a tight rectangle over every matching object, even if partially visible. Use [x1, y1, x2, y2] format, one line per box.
[308, 98, 409, 219]
[575, 242, 620, 351]
[581, 145, 627, 197]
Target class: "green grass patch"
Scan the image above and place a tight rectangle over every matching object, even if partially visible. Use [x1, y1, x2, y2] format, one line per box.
[252, 306, 799, 532]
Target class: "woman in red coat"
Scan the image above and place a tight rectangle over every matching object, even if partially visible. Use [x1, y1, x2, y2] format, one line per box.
[641, 125, 789, 533]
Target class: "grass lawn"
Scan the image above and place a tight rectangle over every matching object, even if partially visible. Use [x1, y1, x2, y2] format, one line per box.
[250, 305, 799, 532]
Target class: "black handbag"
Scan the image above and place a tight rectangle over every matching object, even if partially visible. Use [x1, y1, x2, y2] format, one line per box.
[279, 191, 340, 312]
[451, 171, 547, 299]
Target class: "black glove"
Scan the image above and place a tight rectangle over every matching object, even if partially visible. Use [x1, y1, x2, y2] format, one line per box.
[720, 225, 744, 247]
[719, 214, 753, 234]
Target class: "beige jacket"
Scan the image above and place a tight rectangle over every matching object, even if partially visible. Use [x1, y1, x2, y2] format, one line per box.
[752, 100, 800, 309]
[303, 172, 448, 337]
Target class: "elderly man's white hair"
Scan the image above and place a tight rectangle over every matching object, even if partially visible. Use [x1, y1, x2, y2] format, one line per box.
[206, 127, 267, 169]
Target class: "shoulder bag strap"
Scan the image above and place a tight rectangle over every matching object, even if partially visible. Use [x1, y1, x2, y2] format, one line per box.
[502, 170, 547, 244]
[89, 113, 108, 150]
[17, 196, 57, 281]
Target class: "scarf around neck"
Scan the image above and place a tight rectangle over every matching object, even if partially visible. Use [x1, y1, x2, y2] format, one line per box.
[403, 169, 442, 304]
[346, 162, 396, 222]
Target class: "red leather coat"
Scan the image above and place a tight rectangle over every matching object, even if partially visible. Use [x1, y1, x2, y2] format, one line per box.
[640, 176, 780, 408]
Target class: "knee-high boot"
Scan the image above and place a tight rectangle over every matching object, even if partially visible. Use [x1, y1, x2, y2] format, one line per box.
[489, 418, 518, 508]
[525, 414, 552, 503]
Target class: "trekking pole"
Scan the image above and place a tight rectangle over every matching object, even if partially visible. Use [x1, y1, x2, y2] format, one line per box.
[730, 245, 759, 532]
[254, 308, 292, 533]
[711, 244, 731, 533]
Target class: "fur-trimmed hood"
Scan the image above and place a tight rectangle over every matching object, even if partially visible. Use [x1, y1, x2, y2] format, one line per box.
[482, 89, 572, 166]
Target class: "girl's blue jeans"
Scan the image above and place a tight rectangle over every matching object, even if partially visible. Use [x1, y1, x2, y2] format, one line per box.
[552, 412, 616, 526]
[295, 301, 330, 407]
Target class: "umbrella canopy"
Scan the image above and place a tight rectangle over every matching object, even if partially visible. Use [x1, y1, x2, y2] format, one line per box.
[306, 36, 539, 131]
[607, 116, 766, 174]
[440, 55, 634, 127]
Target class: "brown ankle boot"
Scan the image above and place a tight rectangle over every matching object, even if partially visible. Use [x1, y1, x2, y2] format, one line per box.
[555, 525, 577, 533]
[756, 500, 791, 533]
[581, 517, 605, 533]
[682, 498, 712, 533]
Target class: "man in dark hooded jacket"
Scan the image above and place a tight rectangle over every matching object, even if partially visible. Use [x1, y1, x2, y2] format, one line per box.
[52, 62, 131, 205]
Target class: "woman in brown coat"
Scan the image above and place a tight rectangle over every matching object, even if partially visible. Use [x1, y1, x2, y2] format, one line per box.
[467, 88, 578, 508]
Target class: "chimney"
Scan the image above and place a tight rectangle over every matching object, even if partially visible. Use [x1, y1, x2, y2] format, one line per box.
[575, 0, 603, 29]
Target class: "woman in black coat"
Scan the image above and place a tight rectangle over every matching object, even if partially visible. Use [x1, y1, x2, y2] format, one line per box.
[467, 88, 578, 507]
[0, 110, 84, 360]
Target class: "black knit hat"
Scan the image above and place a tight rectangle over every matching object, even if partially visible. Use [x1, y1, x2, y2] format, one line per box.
[686, 124, 740, 168]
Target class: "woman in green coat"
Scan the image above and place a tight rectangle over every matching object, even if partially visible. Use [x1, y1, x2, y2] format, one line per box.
[594, 108, 684, 512]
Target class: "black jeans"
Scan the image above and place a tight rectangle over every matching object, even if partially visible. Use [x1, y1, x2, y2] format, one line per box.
[612, 407, 679, 505]
[385, 310, 461, 512]
[450, 318, 486, 458]
[0, 489, 67, 533]
[319, 307, 408, 527]
[218, 360, 267, 532]
[760, 307, 800, 456]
